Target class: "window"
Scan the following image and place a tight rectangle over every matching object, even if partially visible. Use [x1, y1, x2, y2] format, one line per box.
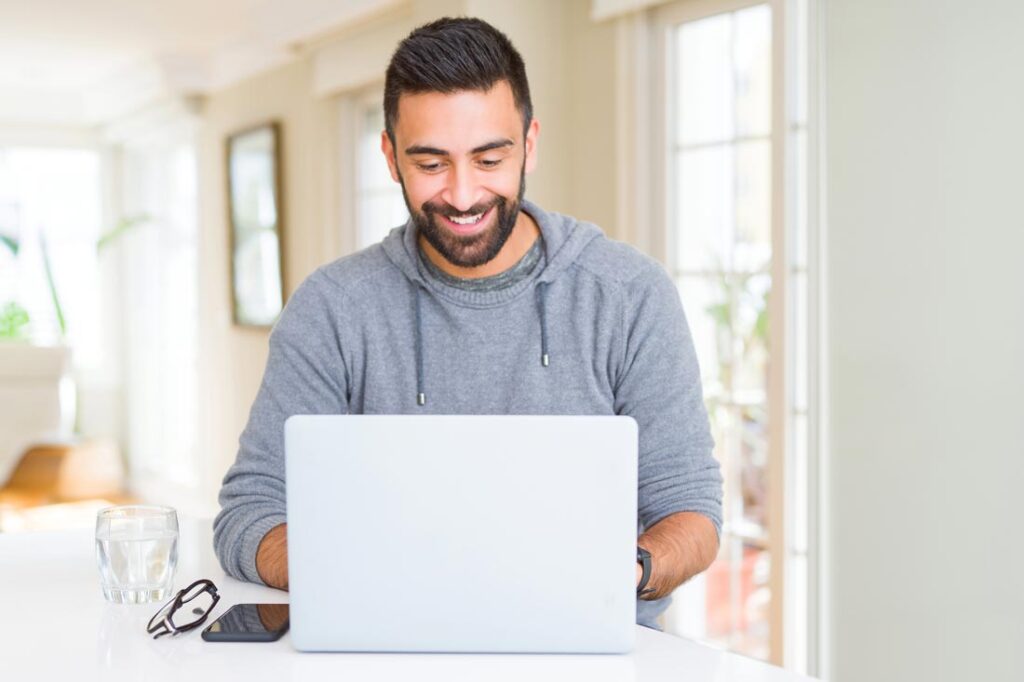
[660, 2, 774, 660]
[648, 0, 815, 669]
[0, 127, 202, 509]
[0, 147, 102, 365]
[352, 88, 408, 250]
[118, 136, 200, 492]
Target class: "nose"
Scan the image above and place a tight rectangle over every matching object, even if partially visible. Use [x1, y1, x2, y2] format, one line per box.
[441, 163, 482, 212]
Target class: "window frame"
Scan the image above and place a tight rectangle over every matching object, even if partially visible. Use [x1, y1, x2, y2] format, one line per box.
[640, 0, 816, 669]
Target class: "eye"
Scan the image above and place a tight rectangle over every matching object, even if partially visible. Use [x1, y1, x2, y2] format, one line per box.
[479, 159, 503, 168]
[417, 162, 443, 173]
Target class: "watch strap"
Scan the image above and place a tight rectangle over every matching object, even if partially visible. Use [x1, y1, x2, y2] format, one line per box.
[636, 546, 655, 598]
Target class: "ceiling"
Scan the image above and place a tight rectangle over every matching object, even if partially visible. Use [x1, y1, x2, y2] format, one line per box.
[0, 0, 403, 127]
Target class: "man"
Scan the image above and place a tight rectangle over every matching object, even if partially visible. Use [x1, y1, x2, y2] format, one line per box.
[214, 16, 723, 630]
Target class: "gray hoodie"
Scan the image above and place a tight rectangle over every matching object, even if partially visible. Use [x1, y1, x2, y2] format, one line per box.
[213, 199, 723, 629]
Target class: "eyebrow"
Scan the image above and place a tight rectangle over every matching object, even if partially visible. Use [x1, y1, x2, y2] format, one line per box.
[404, 138, 515, 157]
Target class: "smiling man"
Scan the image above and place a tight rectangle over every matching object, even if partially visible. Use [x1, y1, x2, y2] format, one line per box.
[214, 17, 723, 631]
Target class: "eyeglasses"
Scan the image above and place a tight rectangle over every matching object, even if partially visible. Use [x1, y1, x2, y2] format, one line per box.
[146, 579, 220, 639]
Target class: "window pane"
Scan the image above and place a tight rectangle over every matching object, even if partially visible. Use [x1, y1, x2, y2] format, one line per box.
[712, 401, 738, 526]
[733, 271, 771, 398]
[676, 276, 724, 394]
[355, 94, 407, 249]
[359, 108, 392, 192]
[704, 537, 771, 659]
[680, 272, 769, 401]
[676, 13, 734, 146]
[0, 148, 101, 361]
[735, 139, 772, 272]
[675, 146, 734, 272]
[664, 3, 775, 663]
[734, 4, 772, 137]
[739, 402, 769, 533]
[359, 193, 406, 248]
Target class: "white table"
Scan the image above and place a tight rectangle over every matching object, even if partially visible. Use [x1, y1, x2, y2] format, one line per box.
[0, 517, 815, 681]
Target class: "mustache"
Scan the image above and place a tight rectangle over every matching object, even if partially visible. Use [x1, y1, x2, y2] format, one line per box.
[422, 195, 505, 219]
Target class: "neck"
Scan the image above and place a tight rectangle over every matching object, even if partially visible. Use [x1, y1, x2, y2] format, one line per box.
[419, 209, 540, 279]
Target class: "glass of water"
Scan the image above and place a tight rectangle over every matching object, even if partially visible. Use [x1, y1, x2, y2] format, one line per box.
[95, 505, 179, 604]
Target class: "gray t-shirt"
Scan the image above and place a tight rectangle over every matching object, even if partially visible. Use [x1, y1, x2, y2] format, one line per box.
[417, 235, 545, 292]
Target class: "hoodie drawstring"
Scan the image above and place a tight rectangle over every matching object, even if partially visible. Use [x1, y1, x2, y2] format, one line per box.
[414, 285, 426, 406]
[537, 281, 550, 367]
[411, 280, 552, 406]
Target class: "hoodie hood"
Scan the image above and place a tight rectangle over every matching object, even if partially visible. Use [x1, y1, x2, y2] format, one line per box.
[380, 199, 603, 405]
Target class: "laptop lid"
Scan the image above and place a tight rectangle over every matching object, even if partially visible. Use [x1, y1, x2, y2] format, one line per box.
[285, 414, 638, 653]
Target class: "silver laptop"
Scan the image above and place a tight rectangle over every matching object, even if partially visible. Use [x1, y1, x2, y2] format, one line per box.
[284, 414, 638, 654]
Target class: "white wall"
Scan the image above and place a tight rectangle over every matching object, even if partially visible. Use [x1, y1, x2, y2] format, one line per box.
[824, 1, 1024, 680]
[197, 57, 340, 505]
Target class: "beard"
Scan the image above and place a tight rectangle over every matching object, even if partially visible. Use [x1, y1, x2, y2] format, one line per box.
[399, 163, 526, 269]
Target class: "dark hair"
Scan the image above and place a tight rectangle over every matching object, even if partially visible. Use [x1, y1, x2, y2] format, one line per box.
[384, 17, 533, 142]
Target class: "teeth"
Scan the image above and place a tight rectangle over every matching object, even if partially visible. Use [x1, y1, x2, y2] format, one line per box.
[449, 212, 483, 225]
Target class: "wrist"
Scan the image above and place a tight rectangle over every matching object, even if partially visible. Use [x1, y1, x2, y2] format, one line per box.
[256, 523, 289, 590]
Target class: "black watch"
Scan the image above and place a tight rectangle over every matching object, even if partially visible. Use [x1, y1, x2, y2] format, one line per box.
[636, 546, 655, 598]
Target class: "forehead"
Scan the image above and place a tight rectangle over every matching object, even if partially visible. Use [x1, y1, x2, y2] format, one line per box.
[394, 80, 522, 151]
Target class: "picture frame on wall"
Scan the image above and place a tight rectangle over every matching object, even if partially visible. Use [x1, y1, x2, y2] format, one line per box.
[226, 121, 285, 328]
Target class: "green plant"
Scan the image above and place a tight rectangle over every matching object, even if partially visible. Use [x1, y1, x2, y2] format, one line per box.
[703, 265, 771, 396]
[699, 259, 772, 532]
[0, 301, 30, 340]
[97, 215, 148, 251]
[0, 234, 18, 255]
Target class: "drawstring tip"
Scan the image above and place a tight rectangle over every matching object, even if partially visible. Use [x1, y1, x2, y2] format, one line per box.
[541, 353, 549, 367]
[417, 392, 426, 406]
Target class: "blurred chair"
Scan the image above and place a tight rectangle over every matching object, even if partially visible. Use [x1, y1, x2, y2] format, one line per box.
[0, 344, 131, 531]
[0, 439, 132, 531]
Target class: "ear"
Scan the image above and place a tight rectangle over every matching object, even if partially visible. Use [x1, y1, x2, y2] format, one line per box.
[381, 131, 401, 183]
[523, 118, 540, 175]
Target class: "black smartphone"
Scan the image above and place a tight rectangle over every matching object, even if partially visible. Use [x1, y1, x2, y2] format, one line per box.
[201, 603, 290, 642]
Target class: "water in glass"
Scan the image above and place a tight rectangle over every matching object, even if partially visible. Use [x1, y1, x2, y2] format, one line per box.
[95, 506, 179, 604]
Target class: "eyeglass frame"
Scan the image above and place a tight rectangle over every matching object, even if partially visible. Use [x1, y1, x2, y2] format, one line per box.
[146, 579, 221, 639]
